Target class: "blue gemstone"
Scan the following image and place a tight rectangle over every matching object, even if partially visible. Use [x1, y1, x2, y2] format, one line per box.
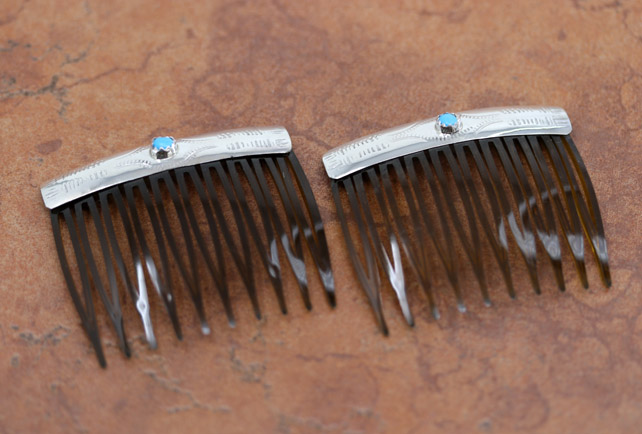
[438, 113, 458, 127]
[152, 136, 174, 150]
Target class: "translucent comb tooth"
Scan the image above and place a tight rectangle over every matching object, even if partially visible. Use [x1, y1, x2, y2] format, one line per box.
[175, 167, 236, 326]
[77, 198, 130, 356]
[355, 168, 412, 327]
[332, 178, 388, 335]
[479, 138, 541, 294]
[452, 143, 515, 299]
[149, 173, 210, 335]
[114, 186, 167, 344]
[502, 137, 566, 292]
[431, 147, 492, 305]
[249, 157, 308, 311]
[205, 161, 263, 320]
[264, 158, 309, 294]
[51, 209, 107, 367]
[524, 137, 588, 287]
[391, 157, 439, 320]
[285, 152, 336, 306]
[551, 136, 611, 287]
[125, 179, 188, 345]
[413, 151, 466, 312]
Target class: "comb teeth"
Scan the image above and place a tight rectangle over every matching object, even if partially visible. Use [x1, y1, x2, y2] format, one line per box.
[49, 151, 334, 367]
[331, 134, 609, 332]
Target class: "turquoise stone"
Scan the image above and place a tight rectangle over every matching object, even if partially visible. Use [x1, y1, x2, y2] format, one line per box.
[438, 113, 458, 127]
[152, 136, 174, 150]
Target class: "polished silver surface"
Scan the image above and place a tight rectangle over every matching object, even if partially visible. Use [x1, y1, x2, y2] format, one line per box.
[41, 126, 292, 209]
[323, 106, 572, 179]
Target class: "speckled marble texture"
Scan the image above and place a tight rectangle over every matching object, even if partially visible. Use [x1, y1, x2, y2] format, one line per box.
[0, 0, 641, 433]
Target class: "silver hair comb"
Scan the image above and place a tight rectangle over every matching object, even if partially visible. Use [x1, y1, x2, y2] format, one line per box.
[42, 127, 335, 367]
[323, 107, 610, 333]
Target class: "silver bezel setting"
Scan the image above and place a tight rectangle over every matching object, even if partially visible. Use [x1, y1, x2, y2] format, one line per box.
[435, 112, 461, 135]
[150, 136, 177, 160]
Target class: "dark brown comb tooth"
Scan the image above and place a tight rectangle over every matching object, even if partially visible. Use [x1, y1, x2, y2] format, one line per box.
[453, 143, 516, 299]
[553, 136, 611, 287]
[149, 173, 210, 335]
[77, 198, 130, 357]
[332, 178, 388, 335]
[251, 157, 311, 310]
[285, 152, 336, 307]
[432, 147, 492, 305]
[206, 161, 263, 320]
[174, 167, 236, 326]
[51, 209, 107, 367]
[502, 137, 566, 292]
[356, 168, 412, 326]
[524, 137, 588, 287]
[412, 151, 466, 312]
[112, 185, 179, 344]
[237, 158, 289, 313]
[479, 138, 542, 294]
[390, 158, 439, 320]
[125, 179, 187, 346]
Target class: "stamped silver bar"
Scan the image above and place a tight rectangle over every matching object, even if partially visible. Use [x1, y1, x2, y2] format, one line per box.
[322, 106, 572, 179]
[41, 126, 292, 209]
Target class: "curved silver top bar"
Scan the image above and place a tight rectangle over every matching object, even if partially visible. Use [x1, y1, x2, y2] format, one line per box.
[41, 126, 292, 209]
[322, 106, 572, 179]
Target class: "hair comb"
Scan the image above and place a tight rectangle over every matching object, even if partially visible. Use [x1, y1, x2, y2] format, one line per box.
[41, 126, 335, 367]
[323, 106, 610, 333]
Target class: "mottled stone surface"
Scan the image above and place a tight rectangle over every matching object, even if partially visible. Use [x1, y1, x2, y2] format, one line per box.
[1, 0, 641, 433]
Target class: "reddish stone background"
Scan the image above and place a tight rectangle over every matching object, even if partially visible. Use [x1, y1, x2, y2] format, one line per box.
[1, 0, 641, 433]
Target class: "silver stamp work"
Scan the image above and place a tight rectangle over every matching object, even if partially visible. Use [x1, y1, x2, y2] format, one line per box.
[41, 126, 292, 209]
[322, 106, 572, 179]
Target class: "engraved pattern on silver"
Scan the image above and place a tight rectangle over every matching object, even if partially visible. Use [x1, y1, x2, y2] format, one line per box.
[41, 126, 292, 209]
[322, 106, 572, 179]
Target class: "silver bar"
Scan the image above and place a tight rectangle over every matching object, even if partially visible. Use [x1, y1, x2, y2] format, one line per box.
[41, 126, 292, 209]
[322, 106, 572, 179]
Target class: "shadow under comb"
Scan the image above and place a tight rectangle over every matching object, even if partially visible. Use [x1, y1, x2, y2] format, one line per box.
[43, 127, 334, 367]
[324, 107, 609, 334]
